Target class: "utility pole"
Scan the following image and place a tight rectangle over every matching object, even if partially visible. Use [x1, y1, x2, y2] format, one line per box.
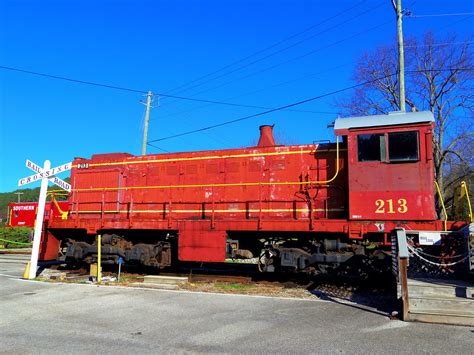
[393, 0, 406, 112]
[141, 91, 153, 156]
[14, 192, 23, 203]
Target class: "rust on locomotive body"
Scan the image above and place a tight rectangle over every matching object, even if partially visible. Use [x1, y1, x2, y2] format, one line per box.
[40, 112, 469, 273]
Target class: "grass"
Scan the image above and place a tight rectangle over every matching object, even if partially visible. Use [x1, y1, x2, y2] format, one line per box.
[115, 274, 144, 285]
[0, 227, 32, 248]
[213, 282, 255, 291]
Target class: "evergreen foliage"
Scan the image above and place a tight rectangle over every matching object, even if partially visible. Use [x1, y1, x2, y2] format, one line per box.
[0, 178, 69, 225]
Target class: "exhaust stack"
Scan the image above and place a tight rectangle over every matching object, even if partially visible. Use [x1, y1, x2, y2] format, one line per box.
[257, 125, 276, 147]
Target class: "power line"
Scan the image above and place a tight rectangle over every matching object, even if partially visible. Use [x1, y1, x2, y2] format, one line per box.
[157, 19, 385, 120]
[160, 20, 390, 110]
[148, 68, 474, 143]
[164, 1, 386, 99]
[432, 14, 474, 32]
[404, 41, 474, 48]
[146, 142, 170, 153]
[0, 64, 330, 113]
[408, 12, 474, 18]
[153, 62, 350, 122]
[155, 102, 339, 121]
[162, 0, 369, 95]
[148, 81, 378, 143]
[0, 65, 148, 94]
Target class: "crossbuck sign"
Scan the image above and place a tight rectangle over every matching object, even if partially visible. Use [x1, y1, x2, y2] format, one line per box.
[18, 159, 72, 279]
[19, 160, 71, 192]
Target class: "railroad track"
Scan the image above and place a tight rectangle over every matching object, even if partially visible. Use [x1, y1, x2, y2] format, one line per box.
[0, 248, 31, 255]
[0, 253, 31, 264]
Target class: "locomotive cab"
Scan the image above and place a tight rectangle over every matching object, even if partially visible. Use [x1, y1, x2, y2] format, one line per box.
[334, 111, 436, 221]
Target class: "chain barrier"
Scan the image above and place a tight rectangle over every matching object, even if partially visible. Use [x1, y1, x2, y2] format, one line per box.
[406, 237, 468, 260]
[407, 244, 469, 267]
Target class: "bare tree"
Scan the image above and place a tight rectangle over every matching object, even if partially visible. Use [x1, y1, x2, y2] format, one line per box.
[338, 32, 474, 217]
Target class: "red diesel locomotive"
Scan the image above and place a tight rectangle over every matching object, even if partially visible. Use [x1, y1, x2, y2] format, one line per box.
[40, 111, 468, 273]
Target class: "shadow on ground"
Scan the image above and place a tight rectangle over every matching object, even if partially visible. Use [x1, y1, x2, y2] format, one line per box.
[305, 274, 398, 318]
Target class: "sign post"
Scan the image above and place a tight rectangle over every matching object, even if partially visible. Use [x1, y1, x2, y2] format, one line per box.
[18, 159, 72, 279]
[29, 160, 50, 279]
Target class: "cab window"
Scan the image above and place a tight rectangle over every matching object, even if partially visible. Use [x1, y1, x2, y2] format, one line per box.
[388, 131, 419, 161]
[357, 134, 386, 162]
[357, 131, 419, 162]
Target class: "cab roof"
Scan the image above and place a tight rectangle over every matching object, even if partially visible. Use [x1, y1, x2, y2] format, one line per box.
[334, 111, 434, 133]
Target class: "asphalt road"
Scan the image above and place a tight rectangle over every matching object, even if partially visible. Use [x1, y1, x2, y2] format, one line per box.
[0, 260, 473, 354]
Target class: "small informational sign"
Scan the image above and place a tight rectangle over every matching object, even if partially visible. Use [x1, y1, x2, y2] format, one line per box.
[418, 231, 442, 246]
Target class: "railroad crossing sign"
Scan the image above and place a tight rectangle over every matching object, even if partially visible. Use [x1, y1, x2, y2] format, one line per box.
[18, 159, 71, 279]
[18, 160, 71, 192]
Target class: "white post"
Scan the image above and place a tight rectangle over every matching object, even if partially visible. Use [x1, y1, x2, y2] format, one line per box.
[28, 160, 50, 279]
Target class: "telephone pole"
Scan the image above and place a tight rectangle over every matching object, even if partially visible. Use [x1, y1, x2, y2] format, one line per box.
[14, 192, 23, 203]
[141, 91, 153, 156]
[393, 0, 406, 112]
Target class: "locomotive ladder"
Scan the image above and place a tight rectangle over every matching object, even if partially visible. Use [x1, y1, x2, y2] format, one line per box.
[392, 225, 474, 326]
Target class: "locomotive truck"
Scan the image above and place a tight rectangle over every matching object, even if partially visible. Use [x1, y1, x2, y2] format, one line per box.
[38, 111, 470, 274]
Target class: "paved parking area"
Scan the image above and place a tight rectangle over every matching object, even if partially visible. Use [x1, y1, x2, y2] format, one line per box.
[0, 261, 473, 353]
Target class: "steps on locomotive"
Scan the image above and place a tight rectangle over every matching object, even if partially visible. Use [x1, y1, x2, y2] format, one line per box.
[405, 278, 474, 326]
[136, 275, 189, 290]
[132, 282, 180, 290]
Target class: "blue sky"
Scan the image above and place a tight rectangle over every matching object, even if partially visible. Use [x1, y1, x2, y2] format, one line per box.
[0, 0, 472, 193]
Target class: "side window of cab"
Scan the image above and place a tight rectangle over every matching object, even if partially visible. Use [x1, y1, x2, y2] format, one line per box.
[387, 131, 419, 161]
[357, 131, 419, 162]
[357, 133, 386, 162]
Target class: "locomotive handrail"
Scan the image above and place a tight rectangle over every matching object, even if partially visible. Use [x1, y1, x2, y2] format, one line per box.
[72, 179, 333, 192]
[211, 186, 215, 229]
[460, 181, 473, 222]
[167, 200, 172, 229]
[101, 190, 105, 226]
[64, 199, 344, 224]
[51, 194, 68, 220]
[434, 181, 448, 231]
[71, 138, 341, 193]
[47, 189, 69, 196]
[258, 184, 263, 229]
[75, 148, 319, 168]
[311, 136, 340, 184]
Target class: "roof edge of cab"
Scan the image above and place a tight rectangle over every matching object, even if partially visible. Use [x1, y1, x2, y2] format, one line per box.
[334, 111, 435, 133]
